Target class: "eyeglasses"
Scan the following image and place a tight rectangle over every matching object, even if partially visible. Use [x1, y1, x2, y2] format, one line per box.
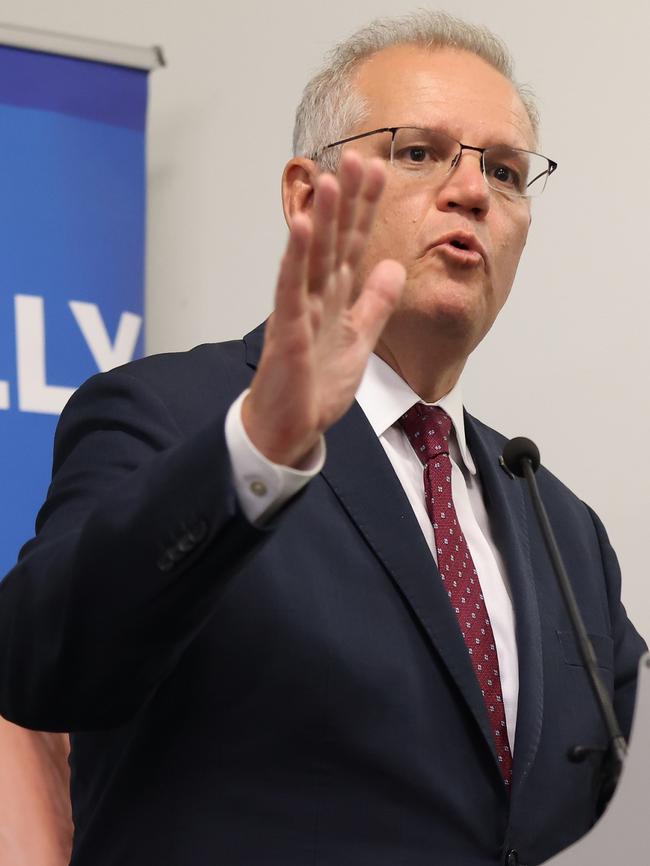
[312, 126, 558, 199]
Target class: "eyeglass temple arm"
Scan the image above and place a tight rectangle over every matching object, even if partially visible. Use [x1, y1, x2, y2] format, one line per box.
[525, 160, 558, 190]
[312, 127, 399, 159]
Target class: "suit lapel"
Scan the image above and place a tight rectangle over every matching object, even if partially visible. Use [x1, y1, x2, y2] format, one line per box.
[243, 325, 543, 791]
[465, 414, 545, 796]
[322, 401, 503, 771]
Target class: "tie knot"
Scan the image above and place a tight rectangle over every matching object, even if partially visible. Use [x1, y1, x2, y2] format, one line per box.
[399, 404, 452, 466]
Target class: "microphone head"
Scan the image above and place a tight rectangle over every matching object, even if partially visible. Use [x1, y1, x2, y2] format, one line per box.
[502, 437, 541, 478]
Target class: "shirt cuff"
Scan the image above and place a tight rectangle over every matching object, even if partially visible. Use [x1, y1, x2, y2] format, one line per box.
[224, 389, 326, 525]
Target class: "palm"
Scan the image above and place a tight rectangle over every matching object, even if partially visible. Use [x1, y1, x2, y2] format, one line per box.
[244, 152, 405, 467]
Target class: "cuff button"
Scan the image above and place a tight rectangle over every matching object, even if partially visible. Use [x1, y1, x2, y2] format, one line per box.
[250, 480, 268, 497]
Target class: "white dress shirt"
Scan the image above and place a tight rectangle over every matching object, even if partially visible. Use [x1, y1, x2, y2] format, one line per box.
[225, 354, 519, 748]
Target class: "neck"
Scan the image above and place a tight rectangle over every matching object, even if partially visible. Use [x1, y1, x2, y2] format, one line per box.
[374, 324, 469, 403]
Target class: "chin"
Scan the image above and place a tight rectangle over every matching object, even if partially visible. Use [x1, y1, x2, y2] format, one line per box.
[432, 308, 486, 346]
[415, 291, 488, 335]
[387, 305, 482, 355]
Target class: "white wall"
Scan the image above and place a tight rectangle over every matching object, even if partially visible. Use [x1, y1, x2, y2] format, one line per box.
[4, 0, 649, 641]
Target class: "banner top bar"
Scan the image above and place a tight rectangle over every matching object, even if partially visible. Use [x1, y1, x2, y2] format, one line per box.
[0, 23, 164, 71]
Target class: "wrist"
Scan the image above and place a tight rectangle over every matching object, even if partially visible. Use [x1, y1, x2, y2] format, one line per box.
[242, 393, 319, 469]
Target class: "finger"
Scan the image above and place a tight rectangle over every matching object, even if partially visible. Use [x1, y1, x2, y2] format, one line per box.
[351, 259, 406, 349]
[345, 158, 387, 272]
[307, 173, 340, 296]
[335, 151, 364, 268]
[274, 212, 312, 323]
[323, 262, 354, 317]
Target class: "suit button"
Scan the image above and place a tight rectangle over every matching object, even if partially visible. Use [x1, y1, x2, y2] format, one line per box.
[505, 850, 519, 866]
[177, 533, 195, 553]
[156, 552, 175, 573]
[187, 520, 207, 544]
[168, 544, 185, 563]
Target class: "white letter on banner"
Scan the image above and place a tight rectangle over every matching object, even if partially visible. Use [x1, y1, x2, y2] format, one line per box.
[0, 380, 8, 410]
[69, 301, 142, 372]
[16, 295, 75, 415]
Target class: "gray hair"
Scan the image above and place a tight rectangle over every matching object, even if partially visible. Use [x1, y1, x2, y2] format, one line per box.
[293, 11, 539, 172]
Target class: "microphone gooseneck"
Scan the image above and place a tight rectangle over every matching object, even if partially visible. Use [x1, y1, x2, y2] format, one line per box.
[501, 436, 627, 815]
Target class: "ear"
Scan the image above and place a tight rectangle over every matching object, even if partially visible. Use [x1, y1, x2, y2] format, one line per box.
[281, 158, 319, 227]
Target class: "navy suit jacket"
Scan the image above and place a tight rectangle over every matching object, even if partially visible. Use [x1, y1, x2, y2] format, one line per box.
[0, 323, 646, 866]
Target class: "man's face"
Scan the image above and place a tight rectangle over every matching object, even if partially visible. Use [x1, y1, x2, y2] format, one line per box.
[345, 45, 534, 358]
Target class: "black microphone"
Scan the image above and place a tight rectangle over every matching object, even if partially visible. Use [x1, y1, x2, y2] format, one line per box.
[501, 436, 540, 477]
[502, 436, 627, 816]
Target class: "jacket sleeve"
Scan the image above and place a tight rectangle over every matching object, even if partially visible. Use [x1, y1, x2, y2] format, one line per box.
[586, 505, 648, 742]
[0, 367, 272, 732]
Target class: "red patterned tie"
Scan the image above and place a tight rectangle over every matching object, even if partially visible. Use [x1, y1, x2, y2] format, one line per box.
[399, 403, 512, 787]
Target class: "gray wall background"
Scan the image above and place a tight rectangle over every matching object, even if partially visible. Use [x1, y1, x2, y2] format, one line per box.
[4, 0, 649, 640]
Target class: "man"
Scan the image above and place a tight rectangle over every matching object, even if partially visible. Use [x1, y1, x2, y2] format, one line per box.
[0, 11, 646, 866]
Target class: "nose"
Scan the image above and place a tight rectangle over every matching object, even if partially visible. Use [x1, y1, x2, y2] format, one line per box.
[436, 149, 490, 218]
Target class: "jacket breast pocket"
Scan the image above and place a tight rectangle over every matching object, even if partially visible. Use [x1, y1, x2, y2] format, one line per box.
[556, 629, 614, 671]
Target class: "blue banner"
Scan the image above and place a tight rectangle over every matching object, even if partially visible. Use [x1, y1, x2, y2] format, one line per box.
[0, 46, 148, 577]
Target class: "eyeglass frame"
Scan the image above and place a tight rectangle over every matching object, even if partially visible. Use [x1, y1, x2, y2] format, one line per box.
[311, 126, 558, 198]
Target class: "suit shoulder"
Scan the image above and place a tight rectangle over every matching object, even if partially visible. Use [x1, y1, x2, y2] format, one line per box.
[111, 340, 248, 388]
[61, 339, 255, 440]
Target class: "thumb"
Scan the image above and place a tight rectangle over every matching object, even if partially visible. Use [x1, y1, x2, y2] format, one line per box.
[352, 259, 406, 349]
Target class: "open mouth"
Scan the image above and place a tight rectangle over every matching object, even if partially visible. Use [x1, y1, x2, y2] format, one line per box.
[432, 234, 486, 268]
[432, 231, 487, 268]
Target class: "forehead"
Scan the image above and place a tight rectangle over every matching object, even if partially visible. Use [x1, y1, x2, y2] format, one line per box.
[352, 44, 534, 150]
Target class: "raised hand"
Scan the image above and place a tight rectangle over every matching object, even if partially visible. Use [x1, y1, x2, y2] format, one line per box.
[242, 150, 406, 468]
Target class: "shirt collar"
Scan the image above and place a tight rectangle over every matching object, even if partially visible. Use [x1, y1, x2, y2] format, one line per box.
[355, 352, 476, 475]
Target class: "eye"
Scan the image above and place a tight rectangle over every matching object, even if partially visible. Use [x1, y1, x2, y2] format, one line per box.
[490, 164, 520, 188]
[489, 163, 527, 194]
[390, 128, 457, 171]
[494, 165, 511, 182]
[393, 143, 443, 168]
[407, 146, 428, 163]
[485, 149, 529, 194]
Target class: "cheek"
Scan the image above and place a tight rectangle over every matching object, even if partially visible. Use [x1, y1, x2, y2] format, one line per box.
[358, 199, 420, 275]
[493, 212, 529, 287]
